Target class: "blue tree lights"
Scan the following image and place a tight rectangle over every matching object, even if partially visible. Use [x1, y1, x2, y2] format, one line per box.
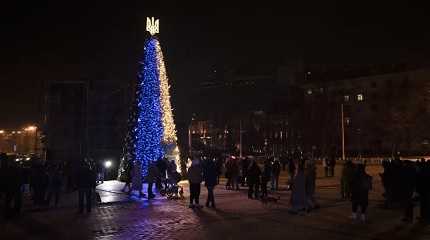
[135, 37, 164, 177]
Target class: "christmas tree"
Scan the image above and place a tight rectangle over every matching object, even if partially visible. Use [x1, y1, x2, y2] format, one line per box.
[118, 17, 180, 186]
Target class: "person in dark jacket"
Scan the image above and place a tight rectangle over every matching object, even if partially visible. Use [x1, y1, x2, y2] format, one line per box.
[417, 160, 430, 222]
[203, 158, 218, 208]
[156, 158, 168, 191]
[399, 161, 417, 223]
[341, 160, 354, 200]
[31, 163, 49, 206]
[76, 160, 97, 213]
[261, 159, 272, 198]
[147, 163, 160, 199]
[215, 157, 223, 184]
[46, 165, 63, 207]
[2, 156, 23, 218]
[271, 159, 281, 191]
[121, 162, 133, 194]
[247, 159, 261, 199]
[241, 157, 249, 187]
[350, 164, 372, 222]
[287, 158, 296, 190]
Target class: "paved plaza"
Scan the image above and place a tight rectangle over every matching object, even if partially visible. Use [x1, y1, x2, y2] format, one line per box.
[1, 164, 430, 240]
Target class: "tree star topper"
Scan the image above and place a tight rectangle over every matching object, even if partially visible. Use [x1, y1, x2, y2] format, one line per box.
[146, 17, 159, 35]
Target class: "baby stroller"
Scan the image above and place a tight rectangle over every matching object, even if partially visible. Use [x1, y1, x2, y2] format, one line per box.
[160, 171, 183, 200]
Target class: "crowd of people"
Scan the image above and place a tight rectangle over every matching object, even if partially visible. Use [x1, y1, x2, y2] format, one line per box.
[223, 156, 282, 195]
[184, 153, 320, 214]
[4, 149, 430, 226]
[380, 158, 430, 223]
[0, 152, 99, 219]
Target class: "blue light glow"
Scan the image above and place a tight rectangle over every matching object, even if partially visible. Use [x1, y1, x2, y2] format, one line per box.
[134, 37, 164, 177]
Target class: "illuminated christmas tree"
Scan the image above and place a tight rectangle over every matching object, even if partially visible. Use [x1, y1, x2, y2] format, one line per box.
[119, 17, 180, 186]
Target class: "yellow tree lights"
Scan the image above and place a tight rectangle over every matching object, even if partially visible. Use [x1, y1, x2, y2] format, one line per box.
[155, 39, 181, 170]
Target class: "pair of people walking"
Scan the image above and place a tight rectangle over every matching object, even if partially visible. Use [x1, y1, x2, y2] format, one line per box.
[187, 157, 217, 209]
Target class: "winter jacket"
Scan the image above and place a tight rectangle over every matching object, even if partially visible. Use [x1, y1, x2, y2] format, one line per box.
[203, 161, 217, 187]
[187, 165, 203, 184]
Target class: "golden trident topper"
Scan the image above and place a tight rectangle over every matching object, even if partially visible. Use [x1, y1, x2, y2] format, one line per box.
[146, 17, 159, 35]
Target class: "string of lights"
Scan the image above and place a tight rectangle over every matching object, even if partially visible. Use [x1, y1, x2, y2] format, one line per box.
[134, 37, 164, 177]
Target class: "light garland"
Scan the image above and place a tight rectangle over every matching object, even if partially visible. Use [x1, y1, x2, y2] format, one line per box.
[155, 39, 181, 170]
[134, 37, 164, 177]
[155, 41, 177, 143]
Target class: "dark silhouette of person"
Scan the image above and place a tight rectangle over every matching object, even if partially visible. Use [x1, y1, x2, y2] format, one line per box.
[261, 159, 272, 198]
[1, 154, 24, 218]
[350, 164, 372, 222]
[247, 159, 261, 199]
[203, 158, 218, 208]
[46, 164, 63, 207]
[241, 157, 249, 187]
[31, 162, 49, 206]
[271, 159, 281, 191]
[76, 160, 96, 213]
[122, 162, 133, 194]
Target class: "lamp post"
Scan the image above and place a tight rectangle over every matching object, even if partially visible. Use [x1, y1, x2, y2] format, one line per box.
[239, 120, 242, 158]
[341, 104, 345, 161]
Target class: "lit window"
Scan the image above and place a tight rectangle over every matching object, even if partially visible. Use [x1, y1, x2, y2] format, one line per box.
[344, 95, 350, 102]
[357, 94, 364, 101]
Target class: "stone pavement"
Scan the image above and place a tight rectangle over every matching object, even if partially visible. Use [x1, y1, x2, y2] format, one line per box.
[2, 164, 430, 240]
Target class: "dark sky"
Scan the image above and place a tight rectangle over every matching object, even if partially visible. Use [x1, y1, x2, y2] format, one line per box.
[1, 1, 429, 128]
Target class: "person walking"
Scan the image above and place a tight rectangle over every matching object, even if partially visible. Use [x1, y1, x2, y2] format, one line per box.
[417, 160, 430, 223]
[241, 157, 249, 187]
[147, 163, 160, 199]
[2, 156, 23, 218]
[271, 159, 281, 191]
[203, 158, 218, 208]
[287, 158, 296, 191]
[289, 162, 307, 214]
[350, 164, 372, 222]
[261, 159, 272, 198]
[328, 156, 336, 177]
[121, 162, 133, 194]
[215, 157, 223, 185]
[247, 159, 261, 199]
[399, 161, 417, 223]
[46, 165, 63, 208]
[77, 160, 97, 213]
[341, 160, 354, 200]
[230, 157, 240, 191]
[225, 157, 232, 190]
[187, 159, 203, 208]
[322, 157, 329, 177]
[305, 159, 318, 210]
[31, 163, 49, 206]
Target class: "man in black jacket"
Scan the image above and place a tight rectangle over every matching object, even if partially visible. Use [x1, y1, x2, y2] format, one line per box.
[203, 159, 218, 208]
[77, 160, 96, 213]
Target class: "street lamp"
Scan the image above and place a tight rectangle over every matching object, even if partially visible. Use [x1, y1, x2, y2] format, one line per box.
[104, 160, 112, 168]
[24, 126, 37, 132]
[104, 160, 113, 181]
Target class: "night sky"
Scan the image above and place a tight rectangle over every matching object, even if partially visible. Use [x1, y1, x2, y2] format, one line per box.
[1, 1, 429, 128]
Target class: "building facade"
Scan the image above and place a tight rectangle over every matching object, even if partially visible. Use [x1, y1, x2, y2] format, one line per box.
[301, 67, 430, 157]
